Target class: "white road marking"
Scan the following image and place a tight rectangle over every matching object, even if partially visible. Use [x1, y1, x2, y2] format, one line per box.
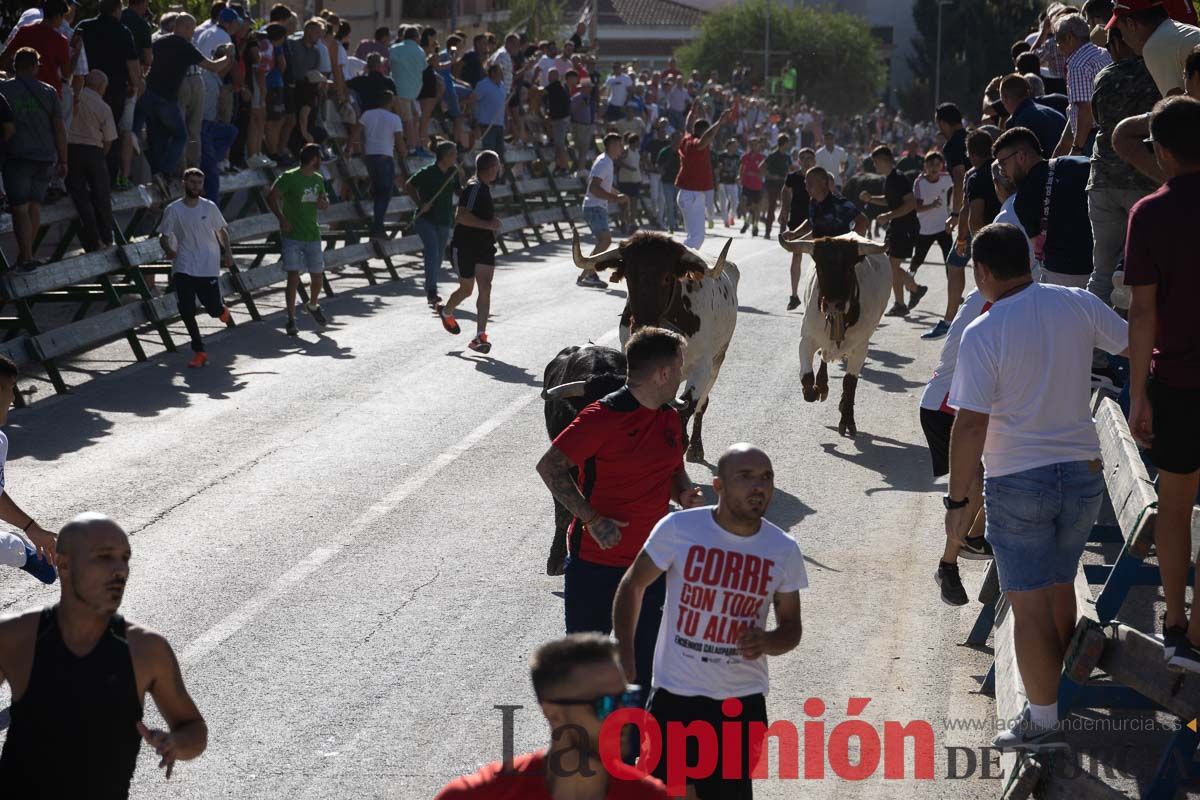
[180, 328, 619, 666]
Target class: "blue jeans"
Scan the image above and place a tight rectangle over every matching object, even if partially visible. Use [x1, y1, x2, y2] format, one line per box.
[363, 155, 394, 235]
[480, 126, 504, 160]
[200, 119, 237, 203]
[662, 183, 679, 231]
[138, 89, 187, 177]
[985, 460, 1105, 593]
[564, 557, 665, 691]
[414, 217, 451, 301]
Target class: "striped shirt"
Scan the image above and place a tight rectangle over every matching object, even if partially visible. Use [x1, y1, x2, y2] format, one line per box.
[1065, 43, 1112, 131]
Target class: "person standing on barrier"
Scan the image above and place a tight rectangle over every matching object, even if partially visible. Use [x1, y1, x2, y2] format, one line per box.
[946, 223, 1128, 753]
[268, 142, 329, 336]
[536, 328, 705, 691]
[0, 513, 208, 794]
[675, 104, 732, 249]
[360, 90, 405, 239]
[613, 443, 806, 800]
[432, 634, 668, 799]
[0, 356, 58, 585]
[409, 140, 462, 307]
[1125, 96, 1200, 674]
[66, 69, 117, 253]
[159, 168, 233, 369]
[438, 149, 500, 353]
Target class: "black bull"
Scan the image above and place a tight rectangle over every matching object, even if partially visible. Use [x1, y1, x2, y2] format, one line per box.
[540, 344, 627, 576]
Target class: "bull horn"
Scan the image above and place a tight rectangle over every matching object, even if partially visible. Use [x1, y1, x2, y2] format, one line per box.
[706, 238, 731, 280]
[778, 232, 816, 255]
[668, 396, 689, 411]
[571, 232, 622, 271]
[837, 232, 886, 257]
[541, 380, 588, 401]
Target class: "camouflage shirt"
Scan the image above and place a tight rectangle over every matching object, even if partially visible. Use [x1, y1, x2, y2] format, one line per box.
[1089, 57, 1161, 192]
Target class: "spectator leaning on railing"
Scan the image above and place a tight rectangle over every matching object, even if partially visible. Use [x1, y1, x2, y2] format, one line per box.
[66, 69, 117, 253]
[72, 0, 141, 189]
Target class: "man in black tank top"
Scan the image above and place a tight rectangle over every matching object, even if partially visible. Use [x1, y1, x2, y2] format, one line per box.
[0, 513, 207, 797]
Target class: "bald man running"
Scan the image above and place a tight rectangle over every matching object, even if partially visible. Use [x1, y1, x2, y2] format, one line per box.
[0, 513, 207, 796]
[613, 444, 807, 799]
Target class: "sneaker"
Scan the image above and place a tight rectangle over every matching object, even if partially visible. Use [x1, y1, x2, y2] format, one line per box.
[724, 217, 732, 228]
[921, 320, 952, 340]
[752, 227, 758, 237]
[468, 333, 492, 353]
[187, 352, 209, 369]
[935, 562, 968, 606]
[908, 284, 929, 311]
[427, 294, 442, 308]
[884, 302, 908, 317]
[577, 273, 607, 289]
[437, 304, 461, 334]
[787, 295, 801, 311]
[285, 318, 298, 337]
[219, 307, 232, 325]
[20, 543, 56, 584]
[959, 535, 994, 560]
[741, 221, 749, 234]
[707, 218, 714, 229]
[1162, 618, 1188, 662]
[114, 175, 132, 191]
[992, 706, 1069, 753]
[305, 302, 327, 326]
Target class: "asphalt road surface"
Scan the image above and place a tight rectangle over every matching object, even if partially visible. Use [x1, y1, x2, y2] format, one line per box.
[0, 228, 1005, 798]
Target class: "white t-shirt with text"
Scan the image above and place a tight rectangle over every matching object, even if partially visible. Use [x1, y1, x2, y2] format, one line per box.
[604, 73, 632, 107]
[361, 108, 404, 157]
[583, 153, 615, 209]
[643, 507, 808, 698]
[159, 197, 228, 278]
[913, 173, 953, 235]
[949, 283, 1128, 477]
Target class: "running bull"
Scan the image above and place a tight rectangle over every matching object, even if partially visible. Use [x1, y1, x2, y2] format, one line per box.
[778, 233, 891, 437]
[540, 344, 627, 575]
[571, 231, 738, 464]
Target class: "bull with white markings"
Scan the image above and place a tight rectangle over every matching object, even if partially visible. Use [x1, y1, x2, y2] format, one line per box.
[571, 231, 738, 463]
[779, 233, 891, 437]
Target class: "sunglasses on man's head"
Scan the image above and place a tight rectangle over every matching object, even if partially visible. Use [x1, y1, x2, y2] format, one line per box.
[541, 686, 643, 721]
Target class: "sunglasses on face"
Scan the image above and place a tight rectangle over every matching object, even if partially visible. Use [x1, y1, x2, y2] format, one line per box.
[542, 685, 643, 721]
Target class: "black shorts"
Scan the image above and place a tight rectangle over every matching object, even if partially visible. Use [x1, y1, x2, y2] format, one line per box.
[618, 182, 642, 198]
[885, 226, 917, 260]
[920, 407, 954, 478]
[912, 231, 953, 267]
[418, 66, 438, 100]
[266, 86, 286, 121]
[1149, 377, 1200, 475]
[449, 243, 494, 280]
[742, 188, 762, 204]
[646, 688, 767, 800]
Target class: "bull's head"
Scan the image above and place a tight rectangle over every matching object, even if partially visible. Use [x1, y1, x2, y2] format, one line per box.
[780, 234, 885, 347]
[572, 232, 729, 331]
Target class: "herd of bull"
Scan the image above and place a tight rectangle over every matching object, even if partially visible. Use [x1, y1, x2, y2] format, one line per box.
[538, 229, 896, 574]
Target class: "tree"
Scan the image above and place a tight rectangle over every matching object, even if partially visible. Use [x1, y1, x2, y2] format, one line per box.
[675, 0, 887, 117]
[493, 0, 569, 42]
[901, 0, 1041, 122]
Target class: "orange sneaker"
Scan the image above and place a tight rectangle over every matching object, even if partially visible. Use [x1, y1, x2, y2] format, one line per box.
[187, 352, 209, 368]
[436, 304, 461, 335]
[468, 333, 491, 354]
[219, 307, 232, 324]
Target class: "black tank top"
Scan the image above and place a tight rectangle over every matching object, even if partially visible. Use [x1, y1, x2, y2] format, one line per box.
[0, 606, 143, 798]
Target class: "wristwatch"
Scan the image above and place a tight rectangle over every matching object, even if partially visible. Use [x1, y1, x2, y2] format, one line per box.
[943, 495, 969, 510]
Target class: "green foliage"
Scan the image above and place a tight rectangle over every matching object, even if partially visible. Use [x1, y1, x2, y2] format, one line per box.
[675, 0, 886, 116]
[900, 0, 1041, 121]
[494, 0, 569, 41]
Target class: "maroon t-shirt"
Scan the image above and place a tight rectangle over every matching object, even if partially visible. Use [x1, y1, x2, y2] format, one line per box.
[1123, 171, 1200, 389]
[435, 751, 669, 799]
[552, 386, 684, 568]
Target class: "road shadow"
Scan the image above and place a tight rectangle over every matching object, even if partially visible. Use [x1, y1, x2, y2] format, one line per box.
[448, 352, 540, 387]
[859, 363, 926, 394]
[738, 305, 775, 317]
[820, 428, 938, 495]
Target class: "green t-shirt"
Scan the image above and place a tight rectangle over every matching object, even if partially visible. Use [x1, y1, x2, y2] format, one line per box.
[781, 67, 797, 91]
[763, 151, 790, 182]
[408, 163, 461, 228]
[272, 168, 326, 242]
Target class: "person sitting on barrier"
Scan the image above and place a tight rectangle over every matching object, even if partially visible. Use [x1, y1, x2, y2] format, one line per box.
[946, 222, 1128, 753]
[158, 167, 233, 369]
[268, 142, 329, 336]
[438, 148, 501, 354]
[1125, 96, 1200, 673]
[0, 356, 58, 584]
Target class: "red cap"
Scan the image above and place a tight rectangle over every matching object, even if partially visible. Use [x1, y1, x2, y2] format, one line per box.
[1105, 0, 1163, 29]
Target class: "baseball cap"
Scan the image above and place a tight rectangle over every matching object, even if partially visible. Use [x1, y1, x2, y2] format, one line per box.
[218, 7, 239, 23]
[1105, 0, 1162, 29]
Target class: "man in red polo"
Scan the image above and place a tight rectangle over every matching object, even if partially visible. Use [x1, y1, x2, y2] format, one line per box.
[536, 328, 705, 690]
[676, 104, 732, 249]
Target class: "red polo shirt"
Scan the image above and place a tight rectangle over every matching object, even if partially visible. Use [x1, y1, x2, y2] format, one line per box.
[435, 751, 669, 799]
[675, 134, 714, 192]
[6, 23, 70, 96]
[552, 386, 683, 568]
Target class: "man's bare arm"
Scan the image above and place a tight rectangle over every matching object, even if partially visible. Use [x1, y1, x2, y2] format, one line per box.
[139, 631, 207, 778]
[536, 445, 595, 522]
[612, 552, 666, 681]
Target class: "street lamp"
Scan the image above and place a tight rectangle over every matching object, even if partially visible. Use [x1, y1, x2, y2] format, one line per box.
[934, 0, 954, 113]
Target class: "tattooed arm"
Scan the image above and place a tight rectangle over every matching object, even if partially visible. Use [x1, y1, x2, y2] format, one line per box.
[536, 445, 626, 549]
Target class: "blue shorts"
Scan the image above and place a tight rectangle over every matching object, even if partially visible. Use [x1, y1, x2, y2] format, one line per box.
[947, 237, 971, 269]
[984, 460, 1105, 593]
[582, 204, 609, 235]
[281, 237, 325, 273]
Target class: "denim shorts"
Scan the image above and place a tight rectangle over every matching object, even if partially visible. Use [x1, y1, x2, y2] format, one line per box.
[984, 460, 1105, 593]
[281, 237, 325, 273]
[582, 204, 609, 235]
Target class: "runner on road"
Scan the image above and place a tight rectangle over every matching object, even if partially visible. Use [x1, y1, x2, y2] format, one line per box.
[268, 142, 330, 336]
[0, 356, 57, 584]
[0, 513, 208, 795]
[159, 167, 234, 368]
[613, 444, 806, 800]
[438, 149, 502, 353]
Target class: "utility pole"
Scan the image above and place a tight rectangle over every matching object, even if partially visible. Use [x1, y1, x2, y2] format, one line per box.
[763, 0, 770, 89]
[934, 0, 952, 114]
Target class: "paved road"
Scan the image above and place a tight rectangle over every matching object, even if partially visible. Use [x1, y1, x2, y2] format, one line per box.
[0, 229, 1002, 798]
